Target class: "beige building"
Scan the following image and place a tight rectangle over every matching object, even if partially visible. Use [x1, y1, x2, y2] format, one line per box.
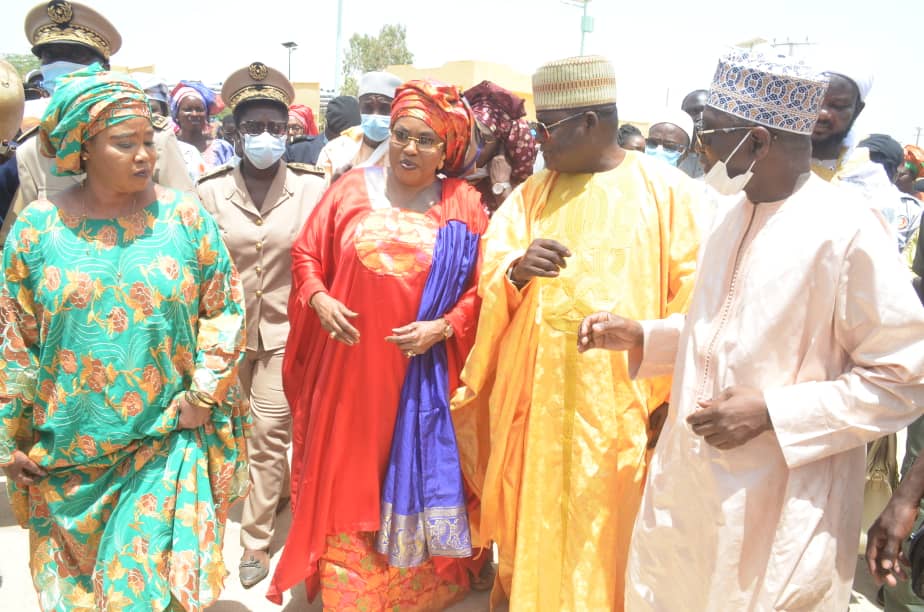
[386, 60, 536, 118]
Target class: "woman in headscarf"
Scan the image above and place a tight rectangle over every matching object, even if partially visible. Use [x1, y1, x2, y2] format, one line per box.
[170, 80, 235, 174]
[268, 79, 488, 610]
[0, 65, 249, 610]
[899, 144, 924, 200]
[287, 103, 318, 141]
[462, 80, 539, 213]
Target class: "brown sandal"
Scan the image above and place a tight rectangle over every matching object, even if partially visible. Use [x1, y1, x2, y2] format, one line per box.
[468, 562, 497, 592]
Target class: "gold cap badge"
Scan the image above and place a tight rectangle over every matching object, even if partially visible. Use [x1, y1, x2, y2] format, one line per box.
[47, 1, 74, 25]
[249, 62, 268, 81]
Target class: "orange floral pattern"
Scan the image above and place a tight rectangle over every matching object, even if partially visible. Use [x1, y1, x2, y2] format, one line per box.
[0, 188, 249, 610]
[319, 532, 466, 611]
[353, 208, 439, 277]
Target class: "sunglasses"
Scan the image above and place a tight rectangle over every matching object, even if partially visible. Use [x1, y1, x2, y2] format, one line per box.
[390, 128, 444, 152]
[646, 138, 687, 153]
[529, 111, 588, 144]
[237, 120, 288, 137]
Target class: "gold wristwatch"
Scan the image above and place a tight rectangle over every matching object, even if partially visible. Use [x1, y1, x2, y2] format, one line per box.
[441, 318, 454, 339]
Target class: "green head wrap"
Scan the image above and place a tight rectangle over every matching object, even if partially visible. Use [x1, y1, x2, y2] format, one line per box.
[40, 63, 151, 176]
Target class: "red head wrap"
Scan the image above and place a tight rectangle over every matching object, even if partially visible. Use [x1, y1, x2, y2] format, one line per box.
[464, 80, 539, 184]
[288, 104, 318, 136]
[905, 144, 924, 178]
[391, 79, 473, 177]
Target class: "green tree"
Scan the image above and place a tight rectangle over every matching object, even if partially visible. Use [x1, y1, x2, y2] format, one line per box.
[341, 24, 413, 96]
[1, 53, 40, 79]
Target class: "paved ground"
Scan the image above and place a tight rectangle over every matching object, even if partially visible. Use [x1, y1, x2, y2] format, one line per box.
[0, 475, 884, 610]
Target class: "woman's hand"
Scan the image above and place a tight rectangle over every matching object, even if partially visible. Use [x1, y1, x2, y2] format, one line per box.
[311, 292, 360, 345]
[385, 320, 447, 357]
[177, 395, 211, 430]
[2, 449, 46, 485]
[489, 155, 512, 184]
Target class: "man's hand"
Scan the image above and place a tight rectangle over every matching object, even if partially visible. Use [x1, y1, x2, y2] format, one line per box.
[311, 292, 360, 345]
[2, 449, 46, 485]
[577, 312, 643, 353]
[866, 496, 918, 587]
[385, 320, 446, 357]
[687, 386, 772, 450]
[866, 452, 924, 587]
[509, 239, 571, 286]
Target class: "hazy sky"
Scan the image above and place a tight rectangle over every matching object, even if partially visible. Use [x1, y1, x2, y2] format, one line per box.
[4, 0, 923, 143]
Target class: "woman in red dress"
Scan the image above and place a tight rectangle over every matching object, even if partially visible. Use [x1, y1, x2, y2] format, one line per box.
[268, 80, 488, 610]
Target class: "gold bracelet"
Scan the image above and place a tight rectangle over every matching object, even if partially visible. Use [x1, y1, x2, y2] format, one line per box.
[185, 391, 216, 410]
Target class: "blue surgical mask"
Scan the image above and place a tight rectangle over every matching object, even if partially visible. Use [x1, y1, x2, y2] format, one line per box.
[645, 144, 683, 167]
[361, 113, 391, 143]
[243, 132, 286, 170]
[40, 61, 87, 95]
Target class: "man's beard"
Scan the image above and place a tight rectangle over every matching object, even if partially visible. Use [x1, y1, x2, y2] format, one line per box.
[811, 127, 851, 158]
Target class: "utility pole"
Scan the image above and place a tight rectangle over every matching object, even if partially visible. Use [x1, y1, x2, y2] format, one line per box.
[916, 126, 922, 147]
[282, 42, 298, 80]
[334, 0, 344, 92]
[562, 1, 593, 56]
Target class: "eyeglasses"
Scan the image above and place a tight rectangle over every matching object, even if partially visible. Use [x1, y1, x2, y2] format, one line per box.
[390, 128, 444, 152]
[645, 138, 687, 153]
[695, 126, 752, 149]
[237, 120, 288, 137]
[529, 111, 587, 144]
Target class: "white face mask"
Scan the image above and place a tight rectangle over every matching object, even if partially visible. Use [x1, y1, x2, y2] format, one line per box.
[703, 131, 757, 196]
[243, 132, 286, 170]
[40, 60, 88, 94]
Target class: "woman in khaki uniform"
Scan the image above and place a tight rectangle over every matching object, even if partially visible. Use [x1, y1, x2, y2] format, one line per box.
[197, 61, 325, 588]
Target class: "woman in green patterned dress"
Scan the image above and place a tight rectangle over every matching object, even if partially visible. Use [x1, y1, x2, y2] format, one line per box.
[0, 65, 248, 611]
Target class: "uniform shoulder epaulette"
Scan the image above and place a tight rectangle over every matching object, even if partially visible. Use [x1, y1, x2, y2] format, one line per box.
[151, 114, 169, 130]
[287, 161, 325, 177]
[196, 163, 235, 185]
[15, 124, 40, 144]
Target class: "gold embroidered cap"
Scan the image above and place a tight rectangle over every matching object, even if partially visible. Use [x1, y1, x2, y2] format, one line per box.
[0, 60, 25, 143]
[532, 55, 617, 112]
[221, 62, 294, 111]
[25, 1, 122, 61]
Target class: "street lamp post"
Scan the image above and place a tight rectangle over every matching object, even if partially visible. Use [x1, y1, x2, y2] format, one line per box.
[561, 1, 593, 55]
[282, 41, 298, 80]
[334, 0, 344, 92]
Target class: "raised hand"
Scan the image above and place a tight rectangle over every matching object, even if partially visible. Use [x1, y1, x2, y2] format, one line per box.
[509, 239, 572, 286]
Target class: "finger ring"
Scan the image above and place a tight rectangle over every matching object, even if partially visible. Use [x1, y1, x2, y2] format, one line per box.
[329, 331, 337, 339]
[405, 350, 415, 358]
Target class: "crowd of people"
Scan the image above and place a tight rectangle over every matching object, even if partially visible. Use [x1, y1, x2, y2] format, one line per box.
[1, 2, 924, 612]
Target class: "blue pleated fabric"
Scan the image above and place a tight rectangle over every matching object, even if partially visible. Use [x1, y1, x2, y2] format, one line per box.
[375, 219, 479, 567]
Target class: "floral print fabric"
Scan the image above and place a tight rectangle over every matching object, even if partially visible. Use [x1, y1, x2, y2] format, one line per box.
[0, 187, 248, 611]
